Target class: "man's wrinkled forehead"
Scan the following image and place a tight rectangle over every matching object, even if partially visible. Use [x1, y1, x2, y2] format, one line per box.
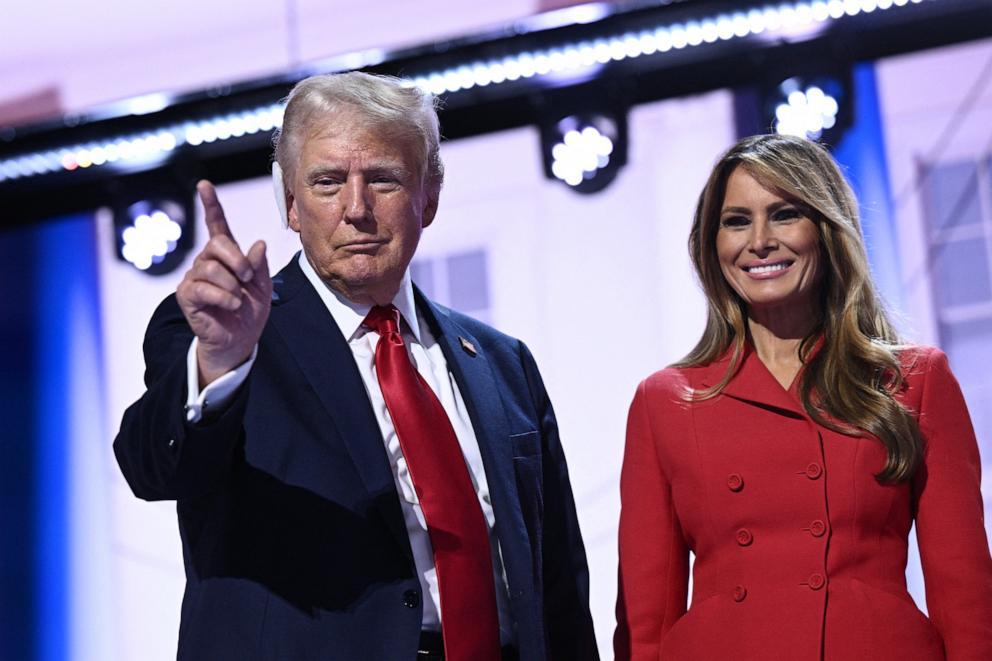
[294, 106, 424, 168]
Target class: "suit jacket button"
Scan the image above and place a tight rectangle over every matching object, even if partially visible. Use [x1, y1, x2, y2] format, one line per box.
[733, 585, 748, 602]
[402, 589, 421, 608]
[805, 462, 823, 479]
[807, 573, 826, 590]
[735, 528, 753, 546]
[809, 520, 827, 537]
[727, 473, 744, 492]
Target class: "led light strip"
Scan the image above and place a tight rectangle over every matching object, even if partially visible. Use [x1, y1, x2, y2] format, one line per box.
[0, 103, 284, 183]
[0, 0, 927, 184]
[404, 0, 925, 94]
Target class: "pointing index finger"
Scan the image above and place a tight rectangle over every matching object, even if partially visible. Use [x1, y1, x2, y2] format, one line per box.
[197, 180, 235, 242]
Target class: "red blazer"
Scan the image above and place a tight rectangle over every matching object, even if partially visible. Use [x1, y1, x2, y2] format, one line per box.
[615, 345, 992, 660]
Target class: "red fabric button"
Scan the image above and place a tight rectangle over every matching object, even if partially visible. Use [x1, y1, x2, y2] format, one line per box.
[807, 573, 825, 590]
[733, 585, 748, 602]
[805, 462, 823, 479]
[727, 473, 744, 492]
[735, 528, 753, 546]
[809, 520, 826, 537]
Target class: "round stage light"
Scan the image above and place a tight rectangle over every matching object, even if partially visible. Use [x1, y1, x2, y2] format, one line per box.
[550, 125, 615, 187]
[765, 74, 849, 143]
[121, 208, 183, 271]
[774, 82, 839, 139]
[542, 112, 627, 194]
[114, 193, 194, 275]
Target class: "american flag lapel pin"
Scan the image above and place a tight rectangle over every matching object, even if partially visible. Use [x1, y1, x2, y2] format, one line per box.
[459, 337, 477, 357]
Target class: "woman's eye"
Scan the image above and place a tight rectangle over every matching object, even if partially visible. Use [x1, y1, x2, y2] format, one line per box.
[721, 215, 749, 228]
[774, 207, 801, 221]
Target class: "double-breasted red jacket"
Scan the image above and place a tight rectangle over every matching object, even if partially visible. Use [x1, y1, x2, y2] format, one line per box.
[615, 344, 992, 660]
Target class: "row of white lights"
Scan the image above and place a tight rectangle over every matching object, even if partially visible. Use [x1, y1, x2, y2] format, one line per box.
[405, 0, 926, 95]
[0, 104, 283, 183]
[0, 0, 928, 184]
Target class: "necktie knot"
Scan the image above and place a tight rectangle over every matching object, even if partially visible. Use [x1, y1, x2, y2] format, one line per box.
[364, 304, 400, 337]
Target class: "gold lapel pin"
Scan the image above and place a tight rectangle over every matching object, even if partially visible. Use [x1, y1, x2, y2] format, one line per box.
[459, 337, 477, 357]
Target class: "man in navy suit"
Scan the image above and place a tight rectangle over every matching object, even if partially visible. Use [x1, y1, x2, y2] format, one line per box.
[114, 72, 598, 660]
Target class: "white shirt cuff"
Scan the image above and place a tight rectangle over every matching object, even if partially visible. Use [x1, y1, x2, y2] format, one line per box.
[185, 338, 258, 423]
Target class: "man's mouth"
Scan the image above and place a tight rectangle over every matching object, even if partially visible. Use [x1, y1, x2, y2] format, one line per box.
[341, 239, 386, 251]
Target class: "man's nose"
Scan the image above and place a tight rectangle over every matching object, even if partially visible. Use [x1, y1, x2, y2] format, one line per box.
[342, 177, 372, 222]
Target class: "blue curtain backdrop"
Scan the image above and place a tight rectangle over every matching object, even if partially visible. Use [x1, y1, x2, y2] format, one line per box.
[0, 212, 110, 661]
[0, 224, 41, 661]
[832, 62, 905, 317]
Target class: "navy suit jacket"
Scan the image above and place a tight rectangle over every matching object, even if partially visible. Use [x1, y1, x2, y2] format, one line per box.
[114, 256, 599, 661]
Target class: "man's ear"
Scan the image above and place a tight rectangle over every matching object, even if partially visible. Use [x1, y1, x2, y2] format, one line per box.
[272, 162, 294, 229]
[286, 187, 300, 232]
[421, 189, 439, 229]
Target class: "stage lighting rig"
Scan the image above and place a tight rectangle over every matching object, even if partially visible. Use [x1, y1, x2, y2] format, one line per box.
[3, 0, 989, 225]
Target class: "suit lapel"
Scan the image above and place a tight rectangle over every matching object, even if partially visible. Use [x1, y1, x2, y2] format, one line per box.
[268, 257, 412, 559]
[415, 291, 535, 591]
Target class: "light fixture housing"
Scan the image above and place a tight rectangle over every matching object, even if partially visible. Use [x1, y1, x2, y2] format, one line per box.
[763, 69, 852, 145]
[113, 183, 195, 275]
[541, 111, 628, 194]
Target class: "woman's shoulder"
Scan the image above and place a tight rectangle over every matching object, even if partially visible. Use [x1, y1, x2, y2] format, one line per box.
[641, 364, 694, 389]
[635, 363, 711, 404]
[894, 343, 948, 377]
[891, 344, 958, 412]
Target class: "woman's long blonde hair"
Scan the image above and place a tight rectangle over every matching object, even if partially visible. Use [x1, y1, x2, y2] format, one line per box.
[678, 134, 921, 482]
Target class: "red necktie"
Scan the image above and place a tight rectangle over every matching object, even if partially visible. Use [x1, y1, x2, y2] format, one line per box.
[364, 305, 500, 661]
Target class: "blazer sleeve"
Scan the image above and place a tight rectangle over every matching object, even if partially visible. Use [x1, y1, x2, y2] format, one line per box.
[112, 294, 249, 501]
[615, 377, 689, 661]
[913, 348, 992, 660]
[518, 341, 599, 661]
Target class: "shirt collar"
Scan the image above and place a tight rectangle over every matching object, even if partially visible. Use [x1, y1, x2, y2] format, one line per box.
[297, 251, 421, 343]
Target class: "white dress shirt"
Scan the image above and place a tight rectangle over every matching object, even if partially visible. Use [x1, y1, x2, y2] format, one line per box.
[185, 252, 516, 643]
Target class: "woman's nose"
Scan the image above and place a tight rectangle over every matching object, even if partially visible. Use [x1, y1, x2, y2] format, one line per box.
[747, 218, 777, 252]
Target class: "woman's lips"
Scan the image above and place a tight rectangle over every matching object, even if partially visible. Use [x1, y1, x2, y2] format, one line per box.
[741, 260, 793, 279]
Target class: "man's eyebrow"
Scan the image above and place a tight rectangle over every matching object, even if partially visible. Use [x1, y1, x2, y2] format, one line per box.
[304, 162, 413, 181]
[304, 165, 346, 182]
[364, 161, 413, 177]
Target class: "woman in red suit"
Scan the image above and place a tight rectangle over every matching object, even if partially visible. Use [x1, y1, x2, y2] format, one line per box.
[614, 134, 992, 660]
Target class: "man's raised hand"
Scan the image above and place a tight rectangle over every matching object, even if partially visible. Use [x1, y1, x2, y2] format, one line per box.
[176, 180, 273, 387]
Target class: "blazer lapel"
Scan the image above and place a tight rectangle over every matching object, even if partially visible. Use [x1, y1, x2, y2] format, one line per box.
[414, 290, 536, 596]
[700, 344, 807, 419]
[268, 257, 413, 559]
